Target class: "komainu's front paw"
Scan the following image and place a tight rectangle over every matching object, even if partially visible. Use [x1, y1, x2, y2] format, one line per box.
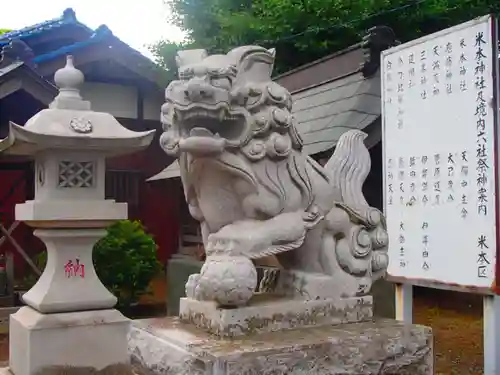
[206, 212, 315, 258]
[205, 223, 271, 257]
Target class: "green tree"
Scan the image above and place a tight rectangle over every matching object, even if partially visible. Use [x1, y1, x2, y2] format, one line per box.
[152, 0, 500, 76]
[149, 39, 192, 83]
[0, 28, 11, 36]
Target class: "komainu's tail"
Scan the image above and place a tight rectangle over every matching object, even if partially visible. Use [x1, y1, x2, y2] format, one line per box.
[323, 130, 388, 295]
[325, 129, 371, 209]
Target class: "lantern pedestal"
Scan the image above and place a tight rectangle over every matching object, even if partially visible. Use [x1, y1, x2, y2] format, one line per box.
[0, 55, 155, 375]
[22, 229, 117, 314]
[9, 307, 131, 375]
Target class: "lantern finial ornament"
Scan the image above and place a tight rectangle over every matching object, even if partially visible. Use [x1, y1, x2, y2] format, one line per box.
[50, 55, 90, 111]
[54, 55, 84, 90]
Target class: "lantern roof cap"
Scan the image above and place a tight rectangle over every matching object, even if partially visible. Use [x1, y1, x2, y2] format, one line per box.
[0, 55, 155, 156]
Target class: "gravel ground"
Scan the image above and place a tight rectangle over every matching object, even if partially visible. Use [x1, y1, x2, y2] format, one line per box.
[413, 287, 483, 375]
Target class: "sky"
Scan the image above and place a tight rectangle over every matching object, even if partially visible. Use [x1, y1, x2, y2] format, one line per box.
[0, 0, 186, 59]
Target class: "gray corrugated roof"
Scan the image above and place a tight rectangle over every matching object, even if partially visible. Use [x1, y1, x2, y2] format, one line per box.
[275, 47, 363, 93]
[292, 70, 381, 155]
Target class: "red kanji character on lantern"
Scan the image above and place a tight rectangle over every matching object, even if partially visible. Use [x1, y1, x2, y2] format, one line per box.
[73, 258, 85, 278]
[64, 260, 74, 278]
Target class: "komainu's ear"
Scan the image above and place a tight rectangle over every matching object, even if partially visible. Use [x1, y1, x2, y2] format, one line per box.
[175, 49, 208, 68]
[228, 45, 276, 83]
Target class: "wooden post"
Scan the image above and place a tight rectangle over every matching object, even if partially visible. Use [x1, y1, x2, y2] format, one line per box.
[395, 283, 413, 323]
[483, 295, 500, 374]
[6, 251, 14, 305]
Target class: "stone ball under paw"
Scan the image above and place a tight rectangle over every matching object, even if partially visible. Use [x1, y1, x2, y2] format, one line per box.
[196, 255, 257, 307]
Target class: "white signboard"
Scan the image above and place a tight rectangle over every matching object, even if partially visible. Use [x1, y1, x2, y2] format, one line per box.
[382, 15, 499, 292]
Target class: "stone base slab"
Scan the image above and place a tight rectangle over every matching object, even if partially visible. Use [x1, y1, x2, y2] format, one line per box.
[9, 307, 130, 375]
[1, 364, 137, 375]
[129, 317, 434, 375]
[179, 295, 372, 337]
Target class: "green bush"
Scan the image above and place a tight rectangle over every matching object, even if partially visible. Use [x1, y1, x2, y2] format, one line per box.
[94, 220, 162, 308]
[34, 220, 161, 309]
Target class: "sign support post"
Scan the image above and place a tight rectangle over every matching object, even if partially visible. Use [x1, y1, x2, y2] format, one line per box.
[483, 295, 500, 374]
[395, 283, 413, 323]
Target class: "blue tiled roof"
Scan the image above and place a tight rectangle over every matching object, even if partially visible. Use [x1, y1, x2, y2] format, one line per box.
[32, 25, 111, 64]
[0, 8, 93, 47]
[0, 8, 161, 82]
[32, 24, 156, 68]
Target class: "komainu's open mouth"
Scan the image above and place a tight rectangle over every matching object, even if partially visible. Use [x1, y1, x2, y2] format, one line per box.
[179, 126, 226, 155]
[175, 105, 247, 154]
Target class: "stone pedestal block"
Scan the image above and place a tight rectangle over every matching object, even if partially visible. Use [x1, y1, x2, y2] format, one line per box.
[10, 307, 131, 375]
[179, 295, 372, 337]
[129, 317, 433, 375]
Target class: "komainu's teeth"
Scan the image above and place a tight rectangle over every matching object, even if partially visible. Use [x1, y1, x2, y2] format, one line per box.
[190, 127, 214, 137]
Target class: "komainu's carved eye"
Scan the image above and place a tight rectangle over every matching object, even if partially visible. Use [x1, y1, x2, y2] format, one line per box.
[208, 67, 235, 77]
[179, 68, 194, 80]
[208, 67, 225, 75]
[211, 77, 231, 90]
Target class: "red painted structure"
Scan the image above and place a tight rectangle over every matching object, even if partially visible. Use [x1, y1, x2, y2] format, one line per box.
[106, 131, 181, 265]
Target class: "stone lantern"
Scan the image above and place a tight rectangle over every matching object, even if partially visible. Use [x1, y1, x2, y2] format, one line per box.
[0, 56, 155, 375]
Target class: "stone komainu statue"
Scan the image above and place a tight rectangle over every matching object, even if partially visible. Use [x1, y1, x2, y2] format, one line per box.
[160, 46, 389, 307]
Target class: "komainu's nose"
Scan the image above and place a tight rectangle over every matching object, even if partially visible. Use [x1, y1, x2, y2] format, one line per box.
[184, 80, 214, 101]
